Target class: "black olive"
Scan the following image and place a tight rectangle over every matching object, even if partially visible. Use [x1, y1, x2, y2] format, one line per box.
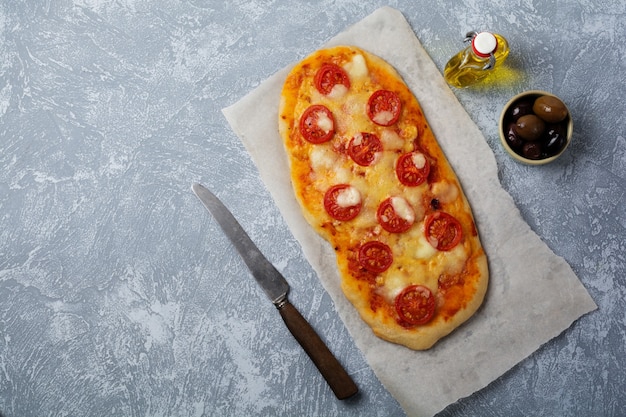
[505, 122, 524, 149]
[522, 142, 542, 159]
[507, 99, 534, 122]
[543, 124, 567, 156]
[430, 198, 440, 210]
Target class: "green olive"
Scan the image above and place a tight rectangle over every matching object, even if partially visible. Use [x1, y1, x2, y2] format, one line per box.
[514, 114, 545, 141]
[533, 95, 568, 123]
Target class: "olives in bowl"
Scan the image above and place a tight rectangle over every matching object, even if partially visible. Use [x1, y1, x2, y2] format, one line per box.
[499, 90, 573, 165]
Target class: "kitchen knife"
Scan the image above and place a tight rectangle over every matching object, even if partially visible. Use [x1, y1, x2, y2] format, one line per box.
[191, 183, 358, 400]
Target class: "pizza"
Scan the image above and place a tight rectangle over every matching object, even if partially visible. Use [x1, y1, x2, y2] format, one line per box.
[278, 45, 488, 350]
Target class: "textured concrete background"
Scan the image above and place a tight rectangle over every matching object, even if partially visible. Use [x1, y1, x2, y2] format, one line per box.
[1, 1, 624, 416]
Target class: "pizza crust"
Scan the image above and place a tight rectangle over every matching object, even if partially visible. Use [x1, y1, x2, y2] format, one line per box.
[279, 45, 489, 350]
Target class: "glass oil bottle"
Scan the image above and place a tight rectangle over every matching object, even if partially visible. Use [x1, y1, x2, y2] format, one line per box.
[444, 31, 510, 88]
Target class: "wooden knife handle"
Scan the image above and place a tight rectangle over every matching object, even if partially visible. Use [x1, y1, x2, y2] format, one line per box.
[278, 300, 358, 400]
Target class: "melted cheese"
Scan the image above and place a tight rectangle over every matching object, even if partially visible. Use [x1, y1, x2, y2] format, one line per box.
[336, 186, 361, 208]
[380, 129, 404, 150]
[428, 242, 469, 278]
[373, 111, 394, 125]
[403, 188, 426, 221]
[334, 166, 352, 184]
[442, 244, 468, 275]
[432, 180, 459, 204]
[328, 84, 348, 99]
[351, 132, 364, 146]
[343, 53, 369, 79]
[400, 124, 418, 141]
[378, 272, 407, 304]
[390, 197, 414, 222]
[412, 152, 426, 169]
[310, 146, 338, 171]
[316, 112, 333, 133]
[415, 231, 438, 259]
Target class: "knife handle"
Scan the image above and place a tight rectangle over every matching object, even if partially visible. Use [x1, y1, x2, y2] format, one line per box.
[278, 300, 358, 400]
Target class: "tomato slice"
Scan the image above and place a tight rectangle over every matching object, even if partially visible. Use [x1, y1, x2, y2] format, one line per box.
[396, 151, 430, 186]
[348, 133, 383, 166]
[424, 212, 463, 251]
[323, 184, 362, 221]
[395, 285, 436, 326]
[376, 197, 414, 233]
[314, 63, 350, 95]
[358, 241, 393, 273]
[299, 105, 335, 144]
[367, 90, 401, 126]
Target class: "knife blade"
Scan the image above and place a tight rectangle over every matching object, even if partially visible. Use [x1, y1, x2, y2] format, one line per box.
[191, 183, 358, 400]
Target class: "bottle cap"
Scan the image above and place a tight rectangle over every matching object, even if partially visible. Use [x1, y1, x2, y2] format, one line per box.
[472, 32, 497, 58]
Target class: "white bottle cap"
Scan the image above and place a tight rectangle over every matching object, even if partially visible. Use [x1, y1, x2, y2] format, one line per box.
[472, 32, 497, 58]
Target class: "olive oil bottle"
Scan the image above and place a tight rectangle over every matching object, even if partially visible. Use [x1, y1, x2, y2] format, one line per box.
[444, 31, 510, 88]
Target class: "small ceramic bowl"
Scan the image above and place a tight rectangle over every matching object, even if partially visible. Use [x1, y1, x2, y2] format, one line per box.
[499, 90, 573, 165]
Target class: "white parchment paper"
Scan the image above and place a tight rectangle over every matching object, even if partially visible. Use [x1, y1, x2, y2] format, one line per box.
[222, 7, 597, 417]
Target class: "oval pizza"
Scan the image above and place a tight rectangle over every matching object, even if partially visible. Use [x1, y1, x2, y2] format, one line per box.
[278, 45, 488, 350]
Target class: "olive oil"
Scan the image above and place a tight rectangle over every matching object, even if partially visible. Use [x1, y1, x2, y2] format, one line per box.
[444, 31, 510, 88]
